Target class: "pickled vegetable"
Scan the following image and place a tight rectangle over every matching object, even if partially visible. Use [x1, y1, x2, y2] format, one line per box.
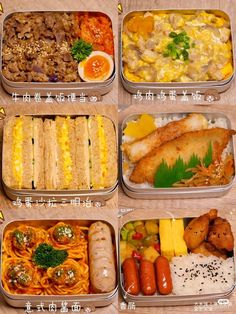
[123, 114, 156, 139]
[127, 230, 136, 241]
[124, 222, 135, 230]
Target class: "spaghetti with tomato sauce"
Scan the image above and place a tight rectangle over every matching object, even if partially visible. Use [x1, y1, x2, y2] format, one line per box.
[2, 222, 89, 295]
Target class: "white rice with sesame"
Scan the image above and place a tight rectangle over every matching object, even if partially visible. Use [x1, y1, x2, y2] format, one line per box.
[170, 254, 235, 295]
[122, 114, 233, 188]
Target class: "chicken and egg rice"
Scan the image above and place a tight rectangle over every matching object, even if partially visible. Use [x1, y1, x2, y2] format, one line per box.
[122, 10, 233, 83]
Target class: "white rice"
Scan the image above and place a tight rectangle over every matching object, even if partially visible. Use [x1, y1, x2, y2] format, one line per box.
[122, 114, 233, 188]
[170, 254, 235, 295]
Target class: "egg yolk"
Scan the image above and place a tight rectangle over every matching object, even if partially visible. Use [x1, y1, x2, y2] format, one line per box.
[84, 55, 110, 80]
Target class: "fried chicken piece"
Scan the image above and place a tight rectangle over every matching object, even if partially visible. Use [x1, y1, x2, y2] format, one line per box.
[130, 128, 236, 184]
[191, 241, 227, 259]
[122, 113, 208, 163]
[208, 217, 234, 251]
[184, 209, 218, 250]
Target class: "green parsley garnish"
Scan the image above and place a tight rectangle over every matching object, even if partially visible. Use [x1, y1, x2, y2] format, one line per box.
[12, 230, 24, 245]
[71, 39, 93, 62]
[154, 142, 213, 188]
[32, 243, 68, 269]
[163, 31, 191, 61]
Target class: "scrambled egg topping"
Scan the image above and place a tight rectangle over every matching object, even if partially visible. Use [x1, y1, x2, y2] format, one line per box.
[96, 115, 108, 189]
[12, 117, 23, 188]
[88, 116, 108, 189]
[57, 117, 73, 187]
[122, 11, 233, 82]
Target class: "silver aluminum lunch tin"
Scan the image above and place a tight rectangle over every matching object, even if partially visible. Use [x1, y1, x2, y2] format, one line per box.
[120, 112, 235, 199]
[2, 113, 118, 203]
[119, 216, 236, 306]
[120, 9, 235, 95]
[0, 218, 118, 308]
[0, 11, 116, 96]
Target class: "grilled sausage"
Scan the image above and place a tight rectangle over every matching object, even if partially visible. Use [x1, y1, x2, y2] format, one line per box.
[155, 256, 173, 295]
[140, 260, 156, 295]
[88, 221, 116, 293]
[122, 258, 140, 295]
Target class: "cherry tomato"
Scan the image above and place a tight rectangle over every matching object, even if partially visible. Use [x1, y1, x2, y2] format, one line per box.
[154, 243, 160, 252]
[132, 232, 143, 240]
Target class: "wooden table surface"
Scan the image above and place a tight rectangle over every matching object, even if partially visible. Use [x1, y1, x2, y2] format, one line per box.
[0, 0, 118, 313]
[118, 0, 236, 313]
[1, 0, 236, 313]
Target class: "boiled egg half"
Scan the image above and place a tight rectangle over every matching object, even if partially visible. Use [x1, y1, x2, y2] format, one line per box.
[78, 51, 114, 82]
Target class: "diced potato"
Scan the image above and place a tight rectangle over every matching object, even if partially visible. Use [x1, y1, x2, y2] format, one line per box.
[135, 224, 147, 237]
[120, 241, 127, 264]
[133, 221, 144, 228]
[143, 246, 160, 263]
[145, 220, 159, 234]
[126, 243, 136, 259]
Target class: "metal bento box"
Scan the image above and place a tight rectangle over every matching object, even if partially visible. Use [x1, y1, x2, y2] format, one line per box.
[1, 11, 116, 96]
[0, 218, 118, 308]
[120, 112, 235, 199]
[119, 210, 236, 306]
[2, 114, 118, 202]
[120, 9, 235, 94]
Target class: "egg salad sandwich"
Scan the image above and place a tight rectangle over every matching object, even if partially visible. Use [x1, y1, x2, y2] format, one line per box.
[88, 115, 117, 189]
[3, 115, 117, 190]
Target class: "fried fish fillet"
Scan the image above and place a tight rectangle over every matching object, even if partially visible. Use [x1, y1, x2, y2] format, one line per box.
[122, 113, 208, 162]
[130, 128, 236, 184]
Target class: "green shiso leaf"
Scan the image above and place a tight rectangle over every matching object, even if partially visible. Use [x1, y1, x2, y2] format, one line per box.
[154, 142, 213, 188]
[203, 141, 213, 167]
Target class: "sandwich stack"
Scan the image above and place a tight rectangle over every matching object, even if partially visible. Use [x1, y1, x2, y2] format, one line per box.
[3, 115, 117, 190]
